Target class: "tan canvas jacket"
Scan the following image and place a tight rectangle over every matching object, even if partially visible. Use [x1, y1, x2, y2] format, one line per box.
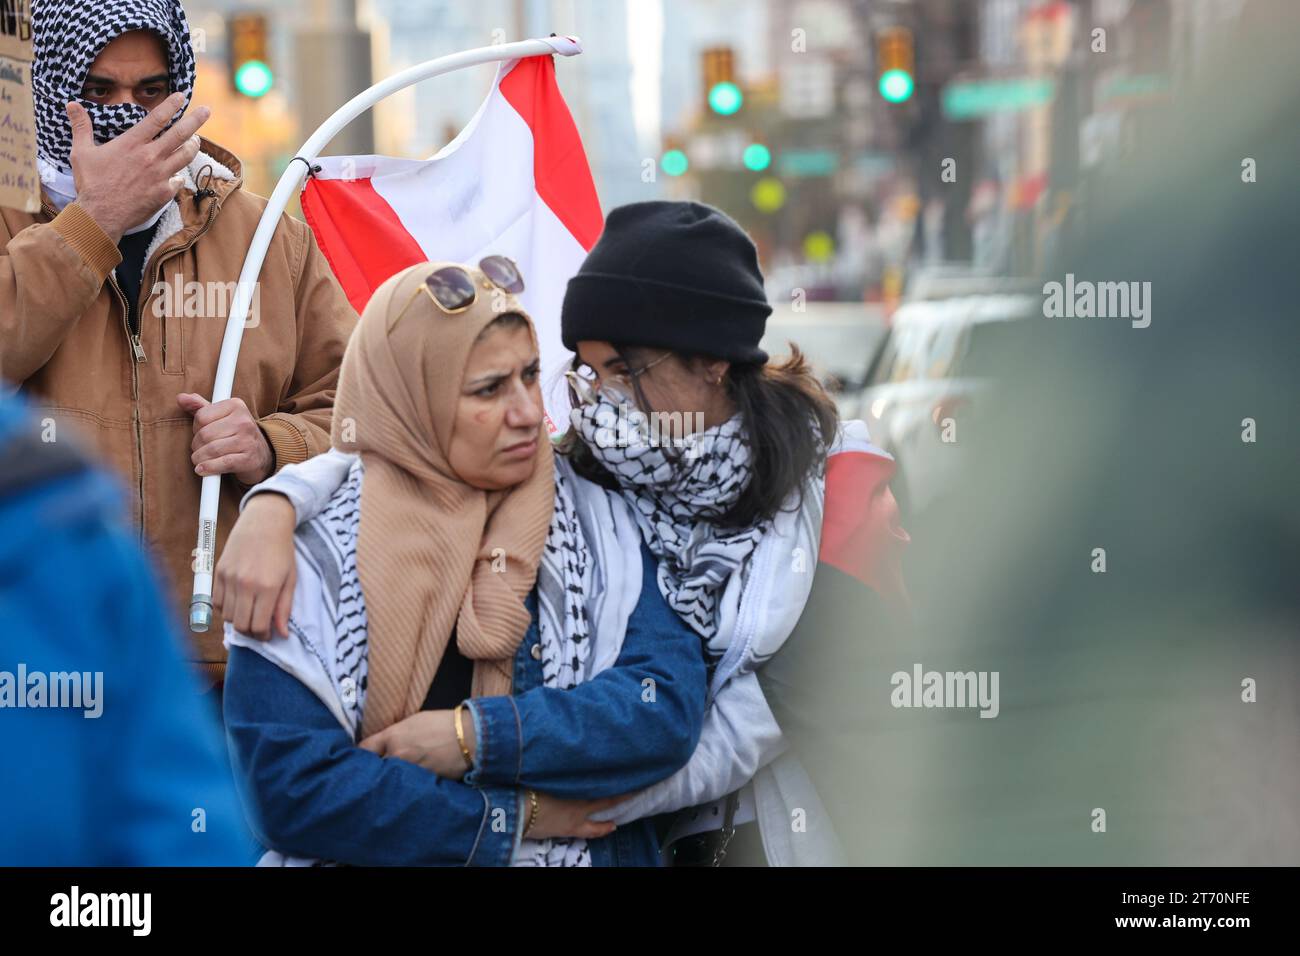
[0, 138, 357, 679]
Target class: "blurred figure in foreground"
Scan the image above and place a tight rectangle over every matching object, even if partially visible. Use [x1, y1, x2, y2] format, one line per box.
[764, 0, 1299, 864]
[0, 393, 250, 865]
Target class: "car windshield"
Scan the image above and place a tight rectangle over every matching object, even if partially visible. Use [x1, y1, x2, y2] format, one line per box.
[868, 324, 922, 386]
[868, 320, 964, 386]
[867, 296, 1040, 388]
[925, 322, 967, 380]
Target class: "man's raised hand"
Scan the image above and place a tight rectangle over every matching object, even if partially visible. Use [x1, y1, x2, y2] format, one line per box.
[67, 92, 211, 243]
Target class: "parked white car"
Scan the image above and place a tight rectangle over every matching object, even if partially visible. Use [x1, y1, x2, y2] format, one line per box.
[843, 293, 1039, 517]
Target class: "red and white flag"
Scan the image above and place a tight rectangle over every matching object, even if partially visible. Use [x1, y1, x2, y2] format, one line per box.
[301, 41, 603, 429]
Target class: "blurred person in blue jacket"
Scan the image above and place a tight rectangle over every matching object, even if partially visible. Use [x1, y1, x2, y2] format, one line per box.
[0, 392, 251, 865]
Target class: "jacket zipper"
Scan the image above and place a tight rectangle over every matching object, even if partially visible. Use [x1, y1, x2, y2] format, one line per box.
[105, 273, 147, 541]
[38, 199, 148, 533]
[39, 185, 229, 545]
[129, 194, 222, 545]
[122, 282, 147, 363]
[106, 274, 141, 361]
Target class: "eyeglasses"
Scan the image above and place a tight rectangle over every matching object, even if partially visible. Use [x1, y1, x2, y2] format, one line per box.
[394, 256, 525, 324]
[565, 349, 673, 407]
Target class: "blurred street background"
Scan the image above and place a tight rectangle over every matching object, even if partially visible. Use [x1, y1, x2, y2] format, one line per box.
[3, 0, 1294, 871]
[183, 0, 1258, 529]
[187, 0, 1244, 276]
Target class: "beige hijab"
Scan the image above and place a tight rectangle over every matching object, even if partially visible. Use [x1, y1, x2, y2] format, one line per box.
[331, 262, 555, 738]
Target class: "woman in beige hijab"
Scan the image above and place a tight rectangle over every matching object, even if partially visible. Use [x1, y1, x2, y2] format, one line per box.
[219, 260, 707, 866]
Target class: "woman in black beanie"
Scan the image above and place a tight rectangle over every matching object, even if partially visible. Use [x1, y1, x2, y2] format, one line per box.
[560, 201, 911, 865]
[559, 200, 835, 528]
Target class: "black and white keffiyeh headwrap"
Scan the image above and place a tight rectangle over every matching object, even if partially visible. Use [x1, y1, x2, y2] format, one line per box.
[31, 0, 196, 171]
[570, 392, 768, 656]
[514, 462, 596, 867]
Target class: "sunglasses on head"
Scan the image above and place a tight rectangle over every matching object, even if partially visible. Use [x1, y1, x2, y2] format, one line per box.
[396, 256, 526, 322]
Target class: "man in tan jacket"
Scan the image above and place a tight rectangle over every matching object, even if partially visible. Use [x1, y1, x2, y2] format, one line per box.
[2, 2, 356, 682]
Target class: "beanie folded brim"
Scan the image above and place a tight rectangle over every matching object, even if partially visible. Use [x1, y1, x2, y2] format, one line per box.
[562, 273, 771, 365]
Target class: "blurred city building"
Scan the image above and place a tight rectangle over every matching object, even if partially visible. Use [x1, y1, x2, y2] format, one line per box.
[180, 0, 1254, 292]
[651, 0, 1252, 305]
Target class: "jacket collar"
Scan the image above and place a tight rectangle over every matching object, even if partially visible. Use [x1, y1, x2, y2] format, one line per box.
[137, 138, 243, 278]
[34, 137, 247, 284]
[37, 137, 243, 220]
[190, 138, 244, 203]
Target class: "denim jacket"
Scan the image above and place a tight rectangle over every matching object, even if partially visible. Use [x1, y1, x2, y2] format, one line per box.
[223, 539, 706, 866]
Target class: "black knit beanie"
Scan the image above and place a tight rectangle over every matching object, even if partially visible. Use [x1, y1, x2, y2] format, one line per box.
[561, 201, 771, 365]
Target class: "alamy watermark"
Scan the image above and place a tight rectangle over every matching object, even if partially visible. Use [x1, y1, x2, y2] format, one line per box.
[890, 663, 1000, 718]
[590, 402, 707, 460]
[0, 664, 103, 718]
[50, 886, 150, 936]
[150, 277, 262, 328]
[1042, 273, 1151, 328]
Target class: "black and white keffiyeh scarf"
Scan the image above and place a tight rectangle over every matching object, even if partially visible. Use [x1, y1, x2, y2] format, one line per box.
[230, 455, 624, 868]
[316, 460, 597, 866]
[299, 460, 369, 733]
[570, 392, 769, 658]
[318, 460, 601, 867]
[31, 0, 196, 171]
[514, 461, 595, 867]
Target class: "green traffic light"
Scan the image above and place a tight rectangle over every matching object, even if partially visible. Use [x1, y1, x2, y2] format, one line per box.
[235, 60, 274, 98]
[879, 68, 914, 103]
[708, 81, 743, 116]
[742, 143, 771, 172]
[661, 149, 689, 177]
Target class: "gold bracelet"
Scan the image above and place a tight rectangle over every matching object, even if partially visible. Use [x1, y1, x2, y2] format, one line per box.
[522, 788, 540, 838]
[453, 702, 474, 771]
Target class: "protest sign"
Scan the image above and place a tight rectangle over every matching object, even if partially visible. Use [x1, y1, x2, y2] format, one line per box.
[0, 0, 39, 213]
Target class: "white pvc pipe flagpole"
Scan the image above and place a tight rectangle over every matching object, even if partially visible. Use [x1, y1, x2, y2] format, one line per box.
[189, 34, 584, 633]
